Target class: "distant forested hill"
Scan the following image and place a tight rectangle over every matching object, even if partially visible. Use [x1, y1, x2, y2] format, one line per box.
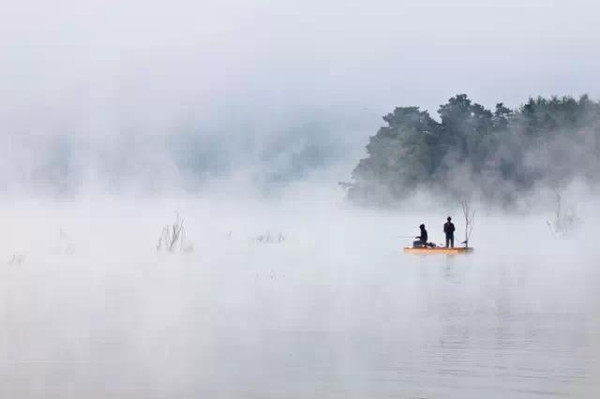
[343, 94, 600, 206]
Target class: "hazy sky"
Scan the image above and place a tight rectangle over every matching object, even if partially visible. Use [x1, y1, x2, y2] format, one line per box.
[2, 0, 600, 193]
[3, 0, 599, 113]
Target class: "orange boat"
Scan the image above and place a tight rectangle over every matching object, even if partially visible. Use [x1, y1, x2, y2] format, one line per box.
[403, 246, 474, 255]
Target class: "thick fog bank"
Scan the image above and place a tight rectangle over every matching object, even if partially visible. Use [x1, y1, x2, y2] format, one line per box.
[3, 0, 600, 395]
[3, 0, 600, 199]
[1, 194, 600, 397]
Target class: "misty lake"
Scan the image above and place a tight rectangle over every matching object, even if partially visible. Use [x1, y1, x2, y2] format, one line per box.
[4, 0, 600, 396]
[1, 206, 599, 399]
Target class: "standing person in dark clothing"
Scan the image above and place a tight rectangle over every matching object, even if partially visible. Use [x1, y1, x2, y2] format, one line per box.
[444, 217, 455, 248]
[413, 224, 428, 248]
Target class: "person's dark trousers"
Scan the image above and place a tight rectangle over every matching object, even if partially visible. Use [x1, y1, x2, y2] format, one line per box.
[445, 234, 454, 248]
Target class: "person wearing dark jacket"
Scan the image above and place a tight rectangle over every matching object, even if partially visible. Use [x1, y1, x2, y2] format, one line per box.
[444, 217, 455, 248]
[413, 224, 428, 248]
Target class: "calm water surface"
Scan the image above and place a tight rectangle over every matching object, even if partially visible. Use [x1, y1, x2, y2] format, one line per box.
[1, 234, 599, 398]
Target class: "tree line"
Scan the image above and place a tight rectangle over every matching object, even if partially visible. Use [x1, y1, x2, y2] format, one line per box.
[344, 94, 600, 206]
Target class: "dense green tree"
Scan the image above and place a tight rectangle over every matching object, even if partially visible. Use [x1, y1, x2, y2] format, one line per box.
[345, 94, 600, 206]
[348, 107, 441, 204]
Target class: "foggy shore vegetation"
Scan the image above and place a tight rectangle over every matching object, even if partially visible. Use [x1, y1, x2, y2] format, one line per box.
[343, 94, 600, 207]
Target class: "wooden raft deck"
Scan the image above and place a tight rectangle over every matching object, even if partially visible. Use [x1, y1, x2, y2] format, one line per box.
[403, 247, 474, 255]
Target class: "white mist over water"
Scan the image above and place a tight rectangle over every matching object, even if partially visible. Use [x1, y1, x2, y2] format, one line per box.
[1, 193, 600, 398]
[2, 0, 600, 396]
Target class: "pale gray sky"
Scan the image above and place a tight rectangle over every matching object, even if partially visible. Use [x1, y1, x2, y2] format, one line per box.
[3, 0, 599, 111]
[1, 0, 599, 192]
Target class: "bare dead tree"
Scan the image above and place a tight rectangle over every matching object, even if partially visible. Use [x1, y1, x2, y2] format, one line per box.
[547, 189, 578, 236]
[7, 253, 25, 265]
[157, 212, 187, 252]
[253, 230, 286, 244]
[460, 199, 476, 248]
[553, 190, 562, 232]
